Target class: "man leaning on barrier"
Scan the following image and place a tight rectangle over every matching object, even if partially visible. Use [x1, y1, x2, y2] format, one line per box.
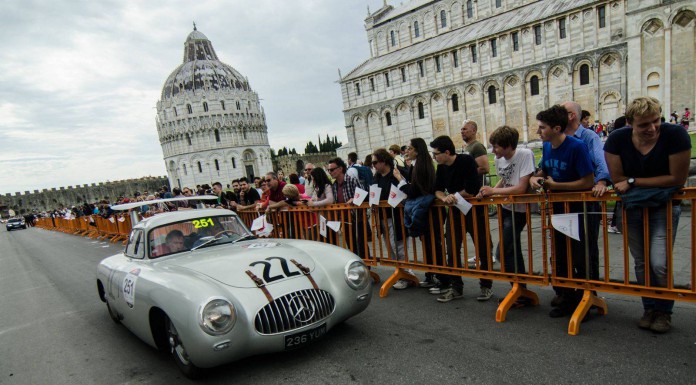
[562, 101, 611, 286]
[530, 105, 594, 318]
[477, 126, 536, 303]
[604, 96, 691, 333]
[431, 135, 493, 303]
[328, 157, 370, 260]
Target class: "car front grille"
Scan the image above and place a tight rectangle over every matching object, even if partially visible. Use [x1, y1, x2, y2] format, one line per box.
[254, 289, 335, 335]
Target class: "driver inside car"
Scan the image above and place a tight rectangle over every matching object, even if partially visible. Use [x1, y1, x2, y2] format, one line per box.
[165, 230, 187, 253]
[152, 229, 187, 257]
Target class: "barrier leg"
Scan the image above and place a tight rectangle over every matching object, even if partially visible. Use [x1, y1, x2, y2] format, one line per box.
[568, 290, 607, 336]
[379, 268, 418, 298]
[370, 270, 381, 284]
[496, 283, 539, 322]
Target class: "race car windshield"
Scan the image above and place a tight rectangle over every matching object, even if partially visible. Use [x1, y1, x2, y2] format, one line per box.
[149, 215, 253, 258]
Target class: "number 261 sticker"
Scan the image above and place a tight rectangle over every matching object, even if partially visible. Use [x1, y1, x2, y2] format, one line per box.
[123, 269, 140, 308]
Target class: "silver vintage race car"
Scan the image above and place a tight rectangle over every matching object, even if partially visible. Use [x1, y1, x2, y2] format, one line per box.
[96, 207, 372, 377]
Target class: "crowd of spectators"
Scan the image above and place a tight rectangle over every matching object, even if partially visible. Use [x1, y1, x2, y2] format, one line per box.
[22, 97, 691, 335]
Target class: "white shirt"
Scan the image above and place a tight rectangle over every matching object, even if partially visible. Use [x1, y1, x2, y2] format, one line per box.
[494, 148, 535, 212]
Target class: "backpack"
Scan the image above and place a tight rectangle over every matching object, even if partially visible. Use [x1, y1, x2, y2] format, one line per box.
[350, 164, 373, 191]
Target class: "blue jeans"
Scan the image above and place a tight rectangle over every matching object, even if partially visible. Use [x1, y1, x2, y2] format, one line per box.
[496, 208, 528, 277]
[444, 205, 492, 290]
[625, 205, 681, 314]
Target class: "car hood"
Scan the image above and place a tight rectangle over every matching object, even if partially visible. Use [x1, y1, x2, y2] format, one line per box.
[166, 240, 318, 288]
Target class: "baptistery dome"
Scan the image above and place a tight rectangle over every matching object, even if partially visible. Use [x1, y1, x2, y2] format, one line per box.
[161, 29, 250, 99]
[156, 27, 272, 190]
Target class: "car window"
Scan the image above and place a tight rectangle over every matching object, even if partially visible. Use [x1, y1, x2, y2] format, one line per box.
[125, 230, 145, 259]
[149, 215, 253, 259]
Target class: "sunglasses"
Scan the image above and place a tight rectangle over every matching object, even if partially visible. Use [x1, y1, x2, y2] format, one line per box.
[327, 167, 338, 172]
[265, 179, 273, 182]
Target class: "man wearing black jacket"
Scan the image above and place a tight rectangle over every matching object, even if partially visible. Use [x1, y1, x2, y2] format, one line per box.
[431, 135, 493, 303]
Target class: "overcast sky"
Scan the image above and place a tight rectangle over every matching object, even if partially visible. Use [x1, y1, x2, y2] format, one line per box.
[0, 0, 389, 194]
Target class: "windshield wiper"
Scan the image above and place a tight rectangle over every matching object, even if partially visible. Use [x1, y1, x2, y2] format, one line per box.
[190, 236, 219, 251]
[232, 234, 256, 243]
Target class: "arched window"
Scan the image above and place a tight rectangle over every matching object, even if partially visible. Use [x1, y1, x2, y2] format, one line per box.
[232, 157, 237, 169]
[466, 0, 474, 18]
[414, 21, 420, 37]
[186, 133, 191, 146]
[197, 161, 202, 173]
[220, 101, 225, 110]
[203, 102, 208, 112]
[440, 10, 447, 28]
[488, 86, 497, 104]
[390, 31, 396, 47]
[385, 112, 392, 126]
[183, 164, 187, 175]
[187, 104, 192, 114]
[173, 107, 177, 117]
[236, 101, 241, 110]
[530, 76, 540, 96]
[579, 64, 590, 85]
[243, 128, 247, 140]
[451, 94, 459, 112]
[214, 129, 220, 142]
[214, 159, 220, 171]
[417, 102, 425, 119]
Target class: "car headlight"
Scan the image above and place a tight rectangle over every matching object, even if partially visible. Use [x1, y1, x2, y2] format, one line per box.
[344, 260, 369, 290]
[198, 298, 236, 335]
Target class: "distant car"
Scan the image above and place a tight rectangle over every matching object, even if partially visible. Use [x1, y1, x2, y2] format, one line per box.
[96, 207, 372, 378]
[6, 217, 26, 231]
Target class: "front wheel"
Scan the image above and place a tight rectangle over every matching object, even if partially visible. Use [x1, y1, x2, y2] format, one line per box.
[166, 316, 201, 379]
[105, 298, 120, 324]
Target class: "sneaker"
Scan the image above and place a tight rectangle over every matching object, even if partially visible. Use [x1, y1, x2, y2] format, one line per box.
[393, 279, 409, 290]
[437, 288, 464, 303]
[477, 287, 493, 301]
[607, 225, 621, 234]
[492, 255, 498, 264]
[429, 283, 446, 295]
[419, 277, 437, 288]
[650, 312, 671, 333]
[638, 309, 656, 330]
[467, 256, 477, 264]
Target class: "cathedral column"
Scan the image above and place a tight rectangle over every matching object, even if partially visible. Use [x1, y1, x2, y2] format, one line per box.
[445, 94, 452, 138]
[663, 26, 672, 115]
[593, 64, 600, 118]
[479, 86, 488, 143]
[499, 85, 507, 126]
[521, 79, 529, 143]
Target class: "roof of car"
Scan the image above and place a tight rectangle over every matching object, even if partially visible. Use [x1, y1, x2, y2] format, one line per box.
[133, 209, 238, 231]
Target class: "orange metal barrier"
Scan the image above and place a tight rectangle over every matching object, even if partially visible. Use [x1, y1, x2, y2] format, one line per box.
[34, 189, 696, 335]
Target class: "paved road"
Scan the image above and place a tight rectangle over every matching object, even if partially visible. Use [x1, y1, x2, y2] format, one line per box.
[1, 227, 696, 384]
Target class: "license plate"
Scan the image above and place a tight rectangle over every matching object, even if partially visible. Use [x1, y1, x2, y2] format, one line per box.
[284, 324, 326, 350]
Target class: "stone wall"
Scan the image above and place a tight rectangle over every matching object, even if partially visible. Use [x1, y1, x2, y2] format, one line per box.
[0, 176, 169, 216]
[273, 152, 337, 177]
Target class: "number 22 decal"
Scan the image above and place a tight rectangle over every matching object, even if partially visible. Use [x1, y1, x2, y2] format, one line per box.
[249, 257, 301, 283]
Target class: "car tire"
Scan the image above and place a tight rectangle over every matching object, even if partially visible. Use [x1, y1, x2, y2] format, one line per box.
[106, 298, 120, 324]
[166, 315, 201, 379]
